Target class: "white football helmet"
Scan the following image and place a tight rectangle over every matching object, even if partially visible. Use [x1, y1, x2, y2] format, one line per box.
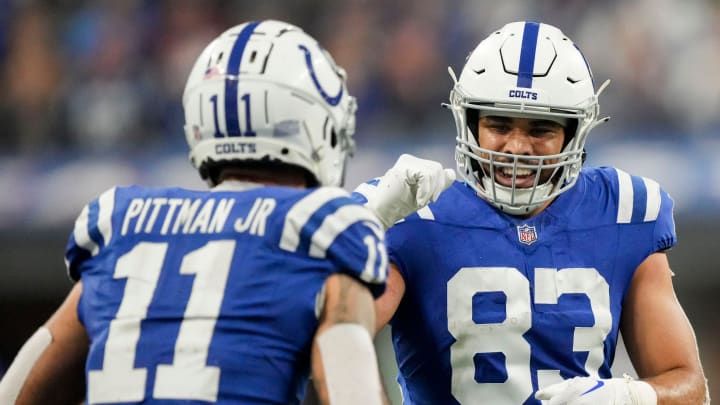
[448, 21, 609, 215]
[183, 20, 357, 187]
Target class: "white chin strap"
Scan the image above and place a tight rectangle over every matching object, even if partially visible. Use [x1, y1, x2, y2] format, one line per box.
[481, 176, 553, 215]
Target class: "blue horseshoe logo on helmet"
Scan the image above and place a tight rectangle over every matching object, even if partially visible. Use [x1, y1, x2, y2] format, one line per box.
[298, 44, 343, 106]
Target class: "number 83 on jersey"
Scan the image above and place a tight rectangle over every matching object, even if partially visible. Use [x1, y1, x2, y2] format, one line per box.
[447, 266, 612, 404]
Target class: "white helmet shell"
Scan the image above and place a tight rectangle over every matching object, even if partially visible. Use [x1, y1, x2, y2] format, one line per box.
[449, 21, 608, 214]
[183, 20, 357, 187]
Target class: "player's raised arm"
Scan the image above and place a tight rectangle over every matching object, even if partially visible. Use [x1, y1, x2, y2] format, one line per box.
[311, 273, 389, 405]
[351, 154, 452, 334]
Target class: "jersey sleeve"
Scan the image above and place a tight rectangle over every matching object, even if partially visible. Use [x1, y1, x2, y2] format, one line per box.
[653, 187, 676, 251]
[279, 187, 387, 297]
[611, 167, 677, 253]
[384, 220, 419, 286]
[65, 187, 117, 281]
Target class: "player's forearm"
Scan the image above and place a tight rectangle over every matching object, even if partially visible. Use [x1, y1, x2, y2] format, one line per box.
[5, 283, 88, 405]
[15, 360, 86, 405]
[311, 323, 387, 405]
[645, 367, 709, 405]
[8, 326, 87, 405]
[311, 274, 387, 404]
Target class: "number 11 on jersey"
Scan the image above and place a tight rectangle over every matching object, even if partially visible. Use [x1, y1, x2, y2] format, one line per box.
[88, 240, 235, 404]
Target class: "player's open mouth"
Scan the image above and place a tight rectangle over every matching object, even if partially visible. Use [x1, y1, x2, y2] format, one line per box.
[494, 167, 537, 188]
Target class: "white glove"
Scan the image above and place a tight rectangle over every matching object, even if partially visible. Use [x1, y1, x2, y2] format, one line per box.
[535, 375, 657, 405]
[357, 154, 455, 229]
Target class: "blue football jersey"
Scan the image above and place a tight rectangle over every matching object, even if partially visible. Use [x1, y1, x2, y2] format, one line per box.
[373, 167, 676, 405]
[65, 183, 387, 405]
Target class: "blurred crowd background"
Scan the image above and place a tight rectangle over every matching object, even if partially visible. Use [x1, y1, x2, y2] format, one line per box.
[0, 0, 718, 402]
[2, 0, 720, 155]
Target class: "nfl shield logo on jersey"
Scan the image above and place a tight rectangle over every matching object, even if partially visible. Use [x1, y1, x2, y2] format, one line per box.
[517, 224, 538, 245]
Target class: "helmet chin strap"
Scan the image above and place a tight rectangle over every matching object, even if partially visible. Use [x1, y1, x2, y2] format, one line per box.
[480, 176, 553, 215]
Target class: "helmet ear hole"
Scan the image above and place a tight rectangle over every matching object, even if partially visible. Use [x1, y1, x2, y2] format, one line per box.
[199, 164, 211, 181]
[330, 129, 338, 148]
[466, 109, 482, 175]
[466, 109, 479, 139]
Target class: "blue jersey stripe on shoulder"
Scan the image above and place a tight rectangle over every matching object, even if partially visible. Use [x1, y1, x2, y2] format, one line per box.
[308, 204, 382, 258]
[629, 175, 647, 224]
[72, 204, 98, 255]
[67, 187, 117, 278]
[84, 187, 117, 253]
[615, 168, 664, 224]
[296, 196, 362, 256]
[280, 188, 349, 253]
[96, 187, 116, 247]
[86, 199, 104, 249]
[65, 233, 91, 281]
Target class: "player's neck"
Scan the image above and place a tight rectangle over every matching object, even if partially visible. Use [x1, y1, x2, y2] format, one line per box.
[219, 169, 307, 189]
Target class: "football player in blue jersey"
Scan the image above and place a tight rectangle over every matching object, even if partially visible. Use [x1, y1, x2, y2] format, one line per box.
[0, 20, 448, 405]
[355, 21, 710, 404]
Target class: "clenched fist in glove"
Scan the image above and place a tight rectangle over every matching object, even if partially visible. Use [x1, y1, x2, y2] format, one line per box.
[353, 154, 455, 229]
[535, 375, 657, 405]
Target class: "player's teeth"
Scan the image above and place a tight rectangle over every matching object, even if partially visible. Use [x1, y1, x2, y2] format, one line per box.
[501, 168, 534, 176]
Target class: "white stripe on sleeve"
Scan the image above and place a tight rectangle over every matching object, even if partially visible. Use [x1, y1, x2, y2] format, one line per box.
[280, 188, 350, 253]
[72, 205, 98, 255]
[97, 187, 116, 248]
[615, 168, 634, 224]
[642, 177, 661, 222]
[309, 204, 381, 258]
